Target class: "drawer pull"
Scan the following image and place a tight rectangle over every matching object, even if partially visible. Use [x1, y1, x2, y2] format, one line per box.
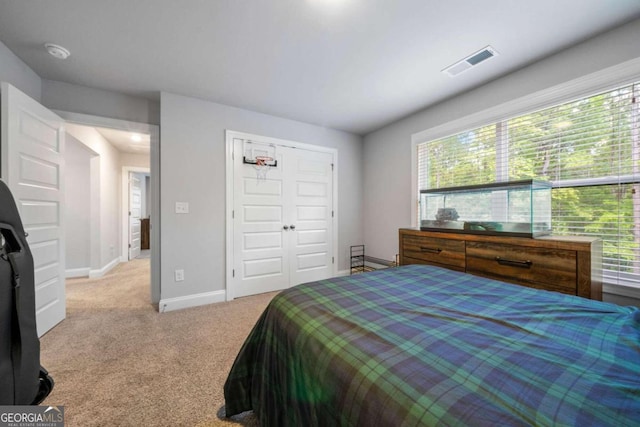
[495, 256, 532, 268]
[420, 247, 442, 254]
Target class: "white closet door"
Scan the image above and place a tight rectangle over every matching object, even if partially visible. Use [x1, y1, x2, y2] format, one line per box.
[232, 138, 289, 298]
[230, 136, 335, 299]
[288, 148, 334, 286]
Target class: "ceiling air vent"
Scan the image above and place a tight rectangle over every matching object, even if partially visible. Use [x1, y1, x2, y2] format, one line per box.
[442, 46, 498, 77]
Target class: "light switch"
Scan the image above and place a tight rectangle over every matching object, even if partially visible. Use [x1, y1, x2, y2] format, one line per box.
[175, 202, 189, 214]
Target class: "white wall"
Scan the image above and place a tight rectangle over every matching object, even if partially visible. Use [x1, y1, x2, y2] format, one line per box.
[0, 40, 41, 101]
[160, 92, 363, 303]
[66, 123, 122, 273]
[120, 152, 150, 169]
[363, 19, 640, 306]
[64, 135, 94, 273]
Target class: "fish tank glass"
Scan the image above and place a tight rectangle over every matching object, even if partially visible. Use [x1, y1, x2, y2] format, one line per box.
[419, 180, 552, 237]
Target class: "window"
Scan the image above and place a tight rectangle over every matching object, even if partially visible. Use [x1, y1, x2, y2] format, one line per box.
[417, 82, 640, 289]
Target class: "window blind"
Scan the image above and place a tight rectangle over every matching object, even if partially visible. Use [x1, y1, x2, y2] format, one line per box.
[417, 82, 640, 288]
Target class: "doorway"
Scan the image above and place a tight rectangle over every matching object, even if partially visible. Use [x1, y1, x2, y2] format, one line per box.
[123, 168, 151, 261]
[57, 111, 160, 305]
[1, 82, 160, 338]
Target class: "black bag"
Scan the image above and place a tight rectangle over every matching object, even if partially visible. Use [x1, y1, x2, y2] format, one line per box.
[0, 179, 54, 405]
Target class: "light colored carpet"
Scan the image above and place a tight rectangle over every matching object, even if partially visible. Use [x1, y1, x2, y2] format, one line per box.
[39, 258, 275, 426]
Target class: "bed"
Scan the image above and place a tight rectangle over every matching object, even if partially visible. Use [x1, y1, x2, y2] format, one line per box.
[224, 264, 640, 426]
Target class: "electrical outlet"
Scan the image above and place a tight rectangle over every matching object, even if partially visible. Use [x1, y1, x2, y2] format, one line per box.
[174, 269, 184, 282]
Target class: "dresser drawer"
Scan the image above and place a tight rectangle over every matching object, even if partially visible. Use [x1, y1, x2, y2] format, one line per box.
[466, 242, 577, 295]
[401, 235, 465, 270]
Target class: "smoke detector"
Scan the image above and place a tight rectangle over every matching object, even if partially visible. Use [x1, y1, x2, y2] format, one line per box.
[44, 43, 71, 60]
[442, 46, 498, 77]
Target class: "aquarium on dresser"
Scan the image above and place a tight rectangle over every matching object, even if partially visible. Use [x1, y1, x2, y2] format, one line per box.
[419, 179, 552, 237]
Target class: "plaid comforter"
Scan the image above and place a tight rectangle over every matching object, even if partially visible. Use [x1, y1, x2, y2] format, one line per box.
[224, 265, 640, 426]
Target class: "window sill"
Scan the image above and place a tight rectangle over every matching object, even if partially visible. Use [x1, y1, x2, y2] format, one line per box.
[602, 282, 640, 300]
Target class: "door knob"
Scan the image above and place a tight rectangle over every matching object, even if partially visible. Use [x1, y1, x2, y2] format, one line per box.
[283, 225, 289, 230]
[290, 225, 296, 230]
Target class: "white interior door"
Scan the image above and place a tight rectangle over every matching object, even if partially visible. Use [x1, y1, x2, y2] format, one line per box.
[232, 138, 289, 298]
[289, 149, 334, 286]
[230, 136, 335, 299]
[1, 82, 66, 337]
[129, 172, 142, 260]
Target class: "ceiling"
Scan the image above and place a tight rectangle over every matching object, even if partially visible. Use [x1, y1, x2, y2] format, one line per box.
[95, 127, 150, 155]
[1, 1, 639, 135]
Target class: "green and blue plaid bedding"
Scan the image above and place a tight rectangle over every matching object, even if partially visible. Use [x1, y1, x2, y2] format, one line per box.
[224, 265, 640, 426]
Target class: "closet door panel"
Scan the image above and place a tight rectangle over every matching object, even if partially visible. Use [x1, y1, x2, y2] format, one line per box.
[232, 138, 289, 298]
[288, 149, 334, 286]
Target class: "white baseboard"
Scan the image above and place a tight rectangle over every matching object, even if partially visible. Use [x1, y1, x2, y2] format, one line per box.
[159, 290, 226, 313]
[89, 257, 121, 279]
[336, 269, 350, 277]
[66, 267, 90, 278]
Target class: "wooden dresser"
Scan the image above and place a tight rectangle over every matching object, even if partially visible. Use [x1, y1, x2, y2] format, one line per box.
[399, 228, 603, 300]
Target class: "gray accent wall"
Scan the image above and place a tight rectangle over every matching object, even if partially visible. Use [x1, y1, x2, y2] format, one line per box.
[0, 40, 41, 101]
[160, 92, 363, 301]
[42, 79, 160, 126]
